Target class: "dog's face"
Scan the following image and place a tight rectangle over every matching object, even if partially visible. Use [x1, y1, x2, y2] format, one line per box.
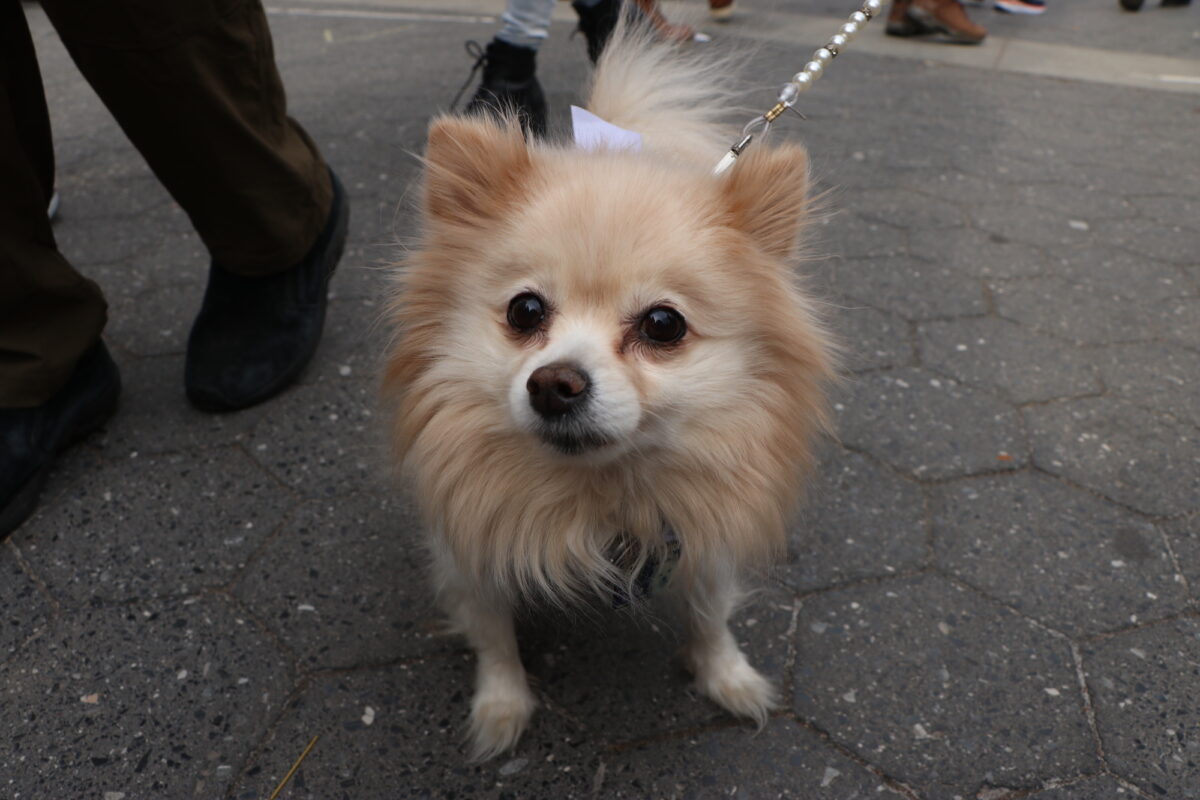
[490, 167, 765, 462]
[402, 117, 822, 467]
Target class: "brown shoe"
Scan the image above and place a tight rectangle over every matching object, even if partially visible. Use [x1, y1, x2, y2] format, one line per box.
[885, 0, 932, 36]
[909, 0, 986, 43]
[709, 0, 736, 20]
[631, 0, 696, 41]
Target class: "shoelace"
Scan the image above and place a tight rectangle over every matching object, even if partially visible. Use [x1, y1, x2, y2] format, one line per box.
[449, 40, 487, 111]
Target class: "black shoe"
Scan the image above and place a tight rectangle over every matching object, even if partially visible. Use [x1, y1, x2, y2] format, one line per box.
[459, 39, 548, 139]
[0, 342, 120, 539]
[185, 168, 349, 413]
[573, 0, 622, 63]
[1118, 0, 1143, 9]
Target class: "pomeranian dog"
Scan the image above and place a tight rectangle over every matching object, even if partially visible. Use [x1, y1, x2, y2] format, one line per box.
[384, 16, 835, 760]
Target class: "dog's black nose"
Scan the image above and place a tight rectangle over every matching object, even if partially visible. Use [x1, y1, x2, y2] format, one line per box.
[527, 363, 589, 419]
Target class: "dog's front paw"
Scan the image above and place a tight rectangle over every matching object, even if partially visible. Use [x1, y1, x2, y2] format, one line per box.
[692, 649, 779, 727]
[467, 680, 537, 761]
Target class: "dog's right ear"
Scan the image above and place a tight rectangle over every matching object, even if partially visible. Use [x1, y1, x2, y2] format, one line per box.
[423, 115, 532, 229]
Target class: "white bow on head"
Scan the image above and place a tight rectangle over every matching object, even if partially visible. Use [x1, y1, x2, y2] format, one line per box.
[571, 106, 643, 153]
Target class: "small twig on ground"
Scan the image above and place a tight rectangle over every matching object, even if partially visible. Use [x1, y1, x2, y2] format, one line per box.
[267, 735, 320, 800]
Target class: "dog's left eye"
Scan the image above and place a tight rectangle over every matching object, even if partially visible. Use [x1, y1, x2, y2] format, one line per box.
[639, 307, 686, 344]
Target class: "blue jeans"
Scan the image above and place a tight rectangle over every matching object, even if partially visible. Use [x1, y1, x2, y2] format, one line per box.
[498, 0, 603, 49]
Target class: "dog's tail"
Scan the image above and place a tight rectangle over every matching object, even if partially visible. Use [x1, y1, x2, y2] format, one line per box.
[585, 6, 744, 167]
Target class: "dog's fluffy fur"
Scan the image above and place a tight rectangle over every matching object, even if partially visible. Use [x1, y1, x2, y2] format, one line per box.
[384, 19, 834, 760]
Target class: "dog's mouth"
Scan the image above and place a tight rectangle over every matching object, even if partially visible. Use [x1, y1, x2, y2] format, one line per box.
[537, 425, 614, 455]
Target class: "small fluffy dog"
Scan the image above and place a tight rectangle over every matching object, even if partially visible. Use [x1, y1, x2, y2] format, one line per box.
[384, 19, 834, 760]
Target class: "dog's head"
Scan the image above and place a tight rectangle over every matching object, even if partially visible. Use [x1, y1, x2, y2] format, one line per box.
[392, 116, 830, 471]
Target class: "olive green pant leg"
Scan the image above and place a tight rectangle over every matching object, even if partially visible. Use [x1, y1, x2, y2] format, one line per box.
[0, 2, 106, 408]
[40, 0, 332, 275]
[1, 0, 333, 406]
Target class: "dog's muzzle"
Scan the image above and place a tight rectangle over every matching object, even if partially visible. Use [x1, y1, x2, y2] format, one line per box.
[526, 362, 589, 419]
[526, 362, 616, 454]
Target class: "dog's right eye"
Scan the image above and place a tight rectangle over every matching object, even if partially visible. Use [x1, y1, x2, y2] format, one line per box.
[507, 293, 546, 333]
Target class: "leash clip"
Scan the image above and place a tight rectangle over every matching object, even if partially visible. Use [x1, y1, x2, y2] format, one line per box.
[713, 113, 773, 176]
[713, 132, 755, 175]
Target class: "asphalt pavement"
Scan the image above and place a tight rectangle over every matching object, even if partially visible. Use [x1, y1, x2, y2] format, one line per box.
[3, 1, 1198, 798]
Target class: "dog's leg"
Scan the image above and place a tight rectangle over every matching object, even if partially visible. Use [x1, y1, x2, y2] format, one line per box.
[678, 561, 778, 725]
[435, 551, 535, 760]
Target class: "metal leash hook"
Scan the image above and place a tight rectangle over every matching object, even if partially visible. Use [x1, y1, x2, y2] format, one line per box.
[713, 113, 772, 175]
[712, 0, 882, 175]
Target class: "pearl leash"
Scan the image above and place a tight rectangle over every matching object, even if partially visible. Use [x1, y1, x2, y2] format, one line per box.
[713, 0, 884, 175]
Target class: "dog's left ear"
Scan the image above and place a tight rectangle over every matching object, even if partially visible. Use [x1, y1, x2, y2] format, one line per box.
[423, 115, 532, 229]
[721, 143, 810, 259]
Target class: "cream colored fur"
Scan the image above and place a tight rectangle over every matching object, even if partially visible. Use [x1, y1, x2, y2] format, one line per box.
[384, 14, 835, 761]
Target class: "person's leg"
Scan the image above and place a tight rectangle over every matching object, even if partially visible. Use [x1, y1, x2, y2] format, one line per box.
[465, 0, 554, 137]
[572, 0, 694, 65]
[40, 0, 349, 411]
[572, 0, 622, 63]
[497, 0, 557, 49]
[0, 3, 120, 539]
[40, 0, 331, 275]
[0, 2, 107, 408]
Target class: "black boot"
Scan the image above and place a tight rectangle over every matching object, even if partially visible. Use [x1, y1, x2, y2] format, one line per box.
[185, 168, 349, 412]
[1, 342, 121, 538]
[573, 0, 622, 63]
[462, 38, 548, 139]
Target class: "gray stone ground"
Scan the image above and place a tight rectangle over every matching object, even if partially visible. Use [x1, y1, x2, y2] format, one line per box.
[4, 1, 1199, 798]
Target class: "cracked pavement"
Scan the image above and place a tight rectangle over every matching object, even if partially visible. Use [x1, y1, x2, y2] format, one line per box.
[3, 1, 1198, 798]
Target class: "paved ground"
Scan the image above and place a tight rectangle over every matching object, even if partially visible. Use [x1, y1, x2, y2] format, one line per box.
[4, 1, 1199, 798]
